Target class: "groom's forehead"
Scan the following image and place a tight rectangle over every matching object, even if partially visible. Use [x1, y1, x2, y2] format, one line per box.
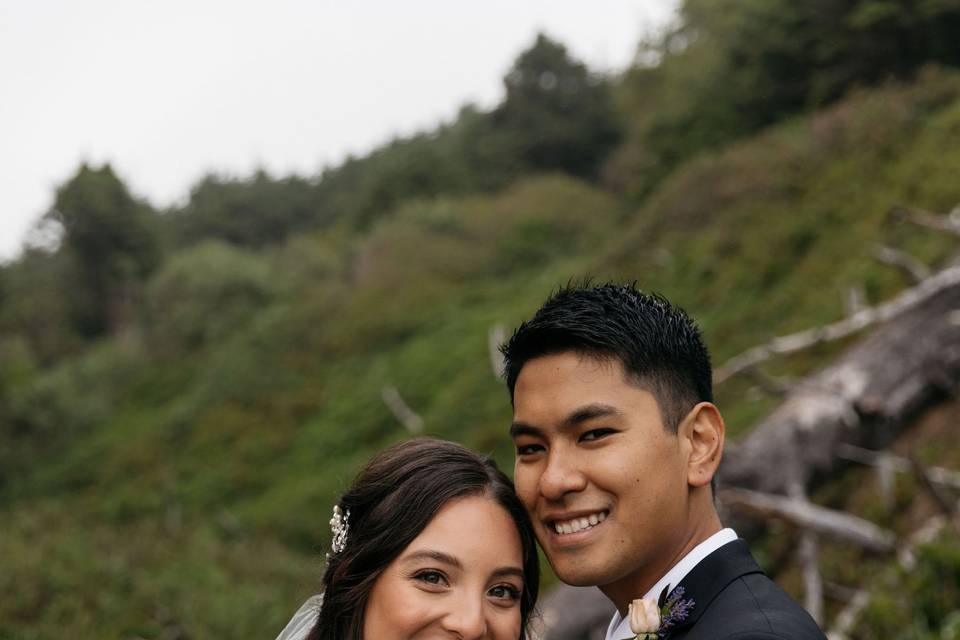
[511, 352, 660, 404]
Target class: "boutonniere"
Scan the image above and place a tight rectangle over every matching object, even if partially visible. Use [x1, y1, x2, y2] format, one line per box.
[627, 584, 695, 639]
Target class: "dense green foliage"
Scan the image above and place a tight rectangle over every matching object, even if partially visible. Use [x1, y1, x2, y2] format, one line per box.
[3, 6, 960, 637]
[608, 0, 960, 196]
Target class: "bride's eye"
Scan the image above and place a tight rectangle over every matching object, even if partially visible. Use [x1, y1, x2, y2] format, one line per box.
[412, 570, 448, 587]
[488, 583, 521, 603]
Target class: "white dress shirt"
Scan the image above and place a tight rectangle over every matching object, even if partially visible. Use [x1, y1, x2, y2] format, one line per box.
[603, 528, 738, 640]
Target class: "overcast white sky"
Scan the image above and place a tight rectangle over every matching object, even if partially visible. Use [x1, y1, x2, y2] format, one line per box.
[0, 0, 678, 262]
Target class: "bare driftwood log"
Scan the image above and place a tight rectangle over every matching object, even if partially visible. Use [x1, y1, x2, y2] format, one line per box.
[720, 272, 960, 495]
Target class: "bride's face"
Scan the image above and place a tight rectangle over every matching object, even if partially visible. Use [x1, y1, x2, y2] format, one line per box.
[363, 494, 525, 640]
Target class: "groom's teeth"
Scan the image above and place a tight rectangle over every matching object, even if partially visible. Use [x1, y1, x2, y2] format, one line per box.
[552, 512, 607, 536]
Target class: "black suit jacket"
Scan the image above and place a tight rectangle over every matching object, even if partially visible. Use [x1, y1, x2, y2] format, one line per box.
[665, 540, 826, 639]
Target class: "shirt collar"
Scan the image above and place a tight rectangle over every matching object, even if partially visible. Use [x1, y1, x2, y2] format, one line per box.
[604, 528, 738, 640]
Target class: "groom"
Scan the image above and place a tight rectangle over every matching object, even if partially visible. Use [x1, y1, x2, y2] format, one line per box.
[502, 283, 825, 639]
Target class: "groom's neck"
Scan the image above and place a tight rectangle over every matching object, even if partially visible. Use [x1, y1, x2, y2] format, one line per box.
[602, 509, 722, 615]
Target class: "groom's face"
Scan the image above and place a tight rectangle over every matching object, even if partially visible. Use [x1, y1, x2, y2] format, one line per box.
[510, 351, 691, 590]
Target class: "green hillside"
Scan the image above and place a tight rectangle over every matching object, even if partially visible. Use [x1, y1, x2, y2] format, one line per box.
[3, 2, 960, 637]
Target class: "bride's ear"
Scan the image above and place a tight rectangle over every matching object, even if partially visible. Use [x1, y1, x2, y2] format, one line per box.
[679, 402, 724, 488]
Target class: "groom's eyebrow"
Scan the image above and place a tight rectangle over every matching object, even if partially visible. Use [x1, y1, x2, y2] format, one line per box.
[565, 403, 622, 426]
[510, 403, 623, 438]
[509, 422, 542, 439]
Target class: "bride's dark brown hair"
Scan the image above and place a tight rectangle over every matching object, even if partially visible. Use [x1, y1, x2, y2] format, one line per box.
[307, 438, 540, 640]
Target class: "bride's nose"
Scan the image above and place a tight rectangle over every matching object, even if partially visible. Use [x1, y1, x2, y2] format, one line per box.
[441, 594, 487, 639]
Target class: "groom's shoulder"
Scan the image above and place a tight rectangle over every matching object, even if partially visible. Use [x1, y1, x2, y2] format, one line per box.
[689, 572, 826, 640]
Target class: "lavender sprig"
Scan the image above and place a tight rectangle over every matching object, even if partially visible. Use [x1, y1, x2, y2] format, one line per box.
[656, 586, 696, 638]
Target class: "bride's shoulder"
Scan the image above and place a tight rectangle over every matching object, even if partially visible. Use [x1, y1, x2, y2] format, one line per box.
[275, 594, 324, 640]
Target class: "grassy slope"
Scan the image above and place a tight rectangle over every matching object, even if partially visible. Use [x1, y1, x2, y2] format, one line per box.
[3, 69, 960, 638]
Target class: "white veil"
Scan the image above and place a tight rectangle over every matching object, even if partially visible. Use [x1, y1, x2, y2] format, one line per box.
[275, 594, 323, 640]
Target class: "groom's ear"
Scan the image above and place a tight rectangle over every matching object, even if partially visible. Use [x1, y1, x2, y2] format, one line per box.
[679, 402, 725, 489]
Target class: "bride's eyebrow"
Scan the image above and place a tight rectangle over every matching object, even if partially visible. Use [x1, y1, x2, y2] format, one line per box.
[490, 566, 524, 581]
[402, 549, 462, 569]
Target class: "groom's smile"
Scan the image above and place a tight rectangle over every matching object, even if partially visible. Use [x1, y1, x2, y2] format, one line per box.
[510, 351, 697, 597]
[543, 508, 609, 547]
[550, 509, 607, 535]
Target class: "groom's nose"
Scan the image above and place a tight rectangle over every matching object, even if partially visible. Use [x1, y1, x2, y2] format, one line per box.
[539, 450, 587, 501]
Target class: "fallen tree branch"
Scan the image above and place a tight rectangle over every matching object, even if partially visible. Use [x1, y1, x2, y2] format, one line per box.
[837, 444, 960, 490]
[908, 453, 960, 522]
[825, 589, 870, 640]
[744, 367, 795, 397]
[889, 204, 960, 238]
[826, 512, 952, 639]
[798, 531, 823, 625]
[719, 488, 897, 553]
[715, 263, 960, 383]
[844, 285, 867, 316]
[381, 385, 424, 434]
[489, 323, 507, 380]
[872, 245, 930, 283]
[898, 514, 950, 570]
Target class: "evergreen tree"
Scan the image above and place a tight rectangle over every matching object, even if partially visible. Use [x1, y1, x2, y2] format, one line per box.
[47, 163, 159, 337]
[489, 33, 622, 179]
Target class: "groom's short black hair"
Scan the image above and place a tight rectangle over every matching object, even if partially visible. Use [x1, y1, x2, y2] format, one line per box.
[500, 281, 713, 432]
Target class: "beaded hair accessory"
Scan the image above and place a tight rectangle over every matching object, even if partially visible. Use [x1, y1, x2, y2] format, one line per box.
[329, 504, 350, 554]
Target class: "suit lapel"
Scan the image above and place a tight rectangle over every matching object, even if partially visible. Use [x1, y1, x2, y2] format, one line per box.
[665, 539, 764, 634]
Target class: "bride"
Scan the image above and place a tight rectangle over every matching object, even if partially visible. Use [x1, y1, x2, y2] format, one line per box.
[275, 438, 540, 640]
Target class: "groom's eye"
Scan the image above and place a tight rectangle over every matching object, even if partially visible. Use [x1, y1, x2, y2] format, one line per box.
[515, 443, 543, 456]
[580, 428, 614, 442]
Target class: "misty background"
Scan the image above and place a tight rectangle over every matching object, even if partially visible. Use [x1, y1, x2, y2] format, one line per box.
[2, 1, 960, 638]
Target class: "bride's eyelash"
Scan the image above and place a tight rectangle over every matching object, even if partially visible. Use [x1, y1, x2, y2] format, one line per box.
[409, 569, 448, 586]
[489, 583, 522, 600]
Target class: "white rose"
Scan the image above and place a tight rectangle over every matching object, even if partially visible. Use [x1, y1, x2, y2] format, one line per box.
[628, 597, 660, 638]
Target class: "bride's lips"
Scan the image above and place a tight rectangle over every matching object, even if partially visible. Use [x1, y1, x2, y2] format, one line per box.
[542, 509, 609, 545]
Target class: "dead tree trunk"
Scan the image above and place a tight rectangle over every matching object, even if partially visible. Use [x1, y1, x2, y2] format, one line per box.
[720, 278, 960, 496]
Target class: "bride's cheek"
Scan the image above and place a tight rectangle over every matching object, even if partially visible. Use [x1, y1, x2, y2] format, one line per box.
[497, 614, 522, 639]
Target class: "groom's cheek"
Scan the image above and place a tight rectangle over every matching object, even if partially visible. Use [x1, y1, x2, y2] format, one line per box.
[513, 464, 538, 519]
